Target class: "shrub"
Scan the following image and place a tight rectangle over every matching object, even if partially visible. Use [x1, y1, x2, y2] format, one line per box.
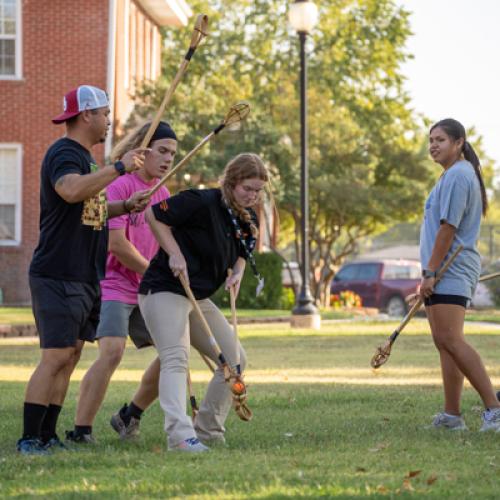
[330, 290, 362, 309]
[280, 286, 296, 310]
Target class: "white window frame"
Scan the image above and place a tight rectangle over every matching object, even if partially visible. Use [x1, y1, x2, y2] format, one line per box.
[123, 0, 129, 90]
[0, 0, 22, 80]
[0, 143, 22, 245]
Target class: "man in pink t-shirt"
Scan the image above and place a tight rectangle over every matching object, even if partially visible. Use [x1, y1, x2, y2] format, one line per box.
[67, 122, 177, 443]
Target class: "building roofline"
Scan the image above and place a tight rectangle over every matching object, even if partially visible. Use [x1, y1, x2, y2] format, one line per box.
[136, 0, 193, 27]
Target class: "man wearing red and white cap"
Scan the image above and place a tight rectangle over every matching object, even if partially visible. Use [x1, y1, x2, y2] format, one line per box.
[17, 85, 149, 455]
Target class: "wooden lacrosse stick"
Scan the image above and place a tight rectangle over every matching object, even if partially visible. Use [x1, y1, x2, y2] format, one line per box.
[146, 102, 251, 198]
[178, 273, 252, 421]
[370, 244, 464, 369]
[228, 269, 242, 375]
[228, 269, 253, 421]
[139, 14, 209, 150]
[478, 271, 500, 283]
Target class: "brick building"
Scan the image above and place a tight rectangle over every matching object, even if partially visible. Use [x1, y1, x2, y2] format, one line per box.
[0, 0, 192, 304]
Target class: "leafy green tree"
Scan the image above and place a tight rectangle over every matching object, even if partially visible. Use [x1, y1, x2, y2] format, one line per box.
[126, 0, 439, 307]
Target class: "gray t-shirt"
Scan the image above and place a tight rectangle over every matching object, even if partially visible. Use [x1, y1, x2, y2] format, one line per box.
[419, 160, 482, 298]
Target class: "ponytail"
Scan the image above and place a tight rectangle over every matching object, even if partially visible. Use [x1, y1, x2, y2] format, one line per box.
[463, 141, 488, 216]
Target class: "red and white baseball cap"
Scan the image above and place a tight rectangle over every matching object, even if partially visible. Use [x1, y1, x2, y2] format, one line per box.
[52, 85, 109, 124]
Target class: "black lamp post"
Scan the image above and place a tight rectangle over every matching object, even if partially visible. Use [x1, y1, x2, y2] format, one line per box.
[289, 0, 320, 323]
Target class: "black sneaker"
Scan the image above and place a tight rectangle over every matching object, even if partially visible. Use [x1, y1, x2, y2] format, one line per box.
[65, 430, 95, 444]
[43, 434, 72, 451]
[17, 438, 49, 455]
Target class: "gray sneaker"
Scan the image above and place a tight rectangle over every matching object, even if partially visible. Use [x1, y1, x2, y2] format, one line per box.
[65, 430, 96, 444]
[110, 407, 140, 440]
[168, 437, 209, 453]
[198, 435, 226, 448]
[431, 412, 468, 431]
[480, 408, 500, 432]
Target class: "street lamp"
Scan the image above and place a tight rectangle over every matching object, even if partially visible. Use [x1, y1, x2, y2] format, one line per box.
[289, 0, 320, 329]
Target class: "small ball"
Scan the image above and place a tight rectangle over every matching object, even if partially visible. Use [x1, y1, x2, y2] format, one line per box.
[232, 381, 245, 395]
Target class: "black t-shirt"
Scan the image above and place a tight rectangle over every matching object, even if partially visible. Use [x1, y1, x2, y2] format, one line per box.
[139, 188, 256, 300]
[29, 137, 108, 283]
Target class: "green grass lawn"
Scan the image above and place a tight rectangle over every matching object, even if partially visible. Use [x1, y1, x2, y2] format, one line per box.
[0, 306, 356, 325]
[0, 307, 36, 325]
[1, 320, 500, 498]
[3, 306, 500, 326]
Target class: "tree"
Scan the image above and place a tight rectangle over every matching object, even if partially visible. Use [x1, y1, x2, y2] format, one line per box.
[126, 0, 435, 307]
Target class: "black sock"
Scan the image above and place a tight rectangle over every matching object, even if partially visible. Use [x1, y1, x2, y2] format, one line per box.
[22, 402, 48, 440]
[121, 402, 144, 425]
[74, 425, 92, 436]
[40, 404, 62, 443]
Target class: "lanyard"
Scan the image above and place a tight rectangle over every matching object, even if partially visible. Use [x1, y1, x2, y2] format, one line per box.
[225, 205, 265, 296]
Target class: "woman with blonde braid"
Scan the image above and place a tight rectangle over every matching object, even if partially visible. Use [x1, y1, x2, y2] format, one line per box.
[139, 153, 269, 452]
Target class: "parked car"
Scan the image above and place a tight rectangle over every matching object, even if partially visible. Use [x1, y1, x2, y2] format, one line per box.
[330, 259, 421, 316]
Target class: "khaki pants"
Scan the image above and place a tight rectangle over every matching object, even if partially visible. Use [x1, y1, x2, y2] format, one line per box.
[138, 292, 246, 447]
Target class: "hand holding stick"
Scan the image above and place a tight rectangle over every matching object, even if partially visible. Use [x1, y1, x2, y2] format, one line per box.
[370, 245, 464, 369]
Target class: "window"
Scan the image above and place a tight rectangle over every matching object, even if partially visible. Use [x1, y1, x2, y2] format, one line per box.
[0, 144, 22, 244]
[0, 0, 21, 79]
[335, 263, 380, 282]
[334, 265, 357, 282]
[382, 263, 421, 280]
[355, 263, 379, 280]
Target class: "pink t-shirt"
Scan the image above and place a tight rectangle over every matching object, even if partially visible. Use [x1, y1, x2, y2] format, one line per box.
[100, 172, 170, 304]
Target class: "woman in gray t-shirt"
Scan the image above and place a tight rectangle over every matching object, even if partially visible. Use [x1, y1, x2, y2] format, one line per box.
[420, 118, 500, 432]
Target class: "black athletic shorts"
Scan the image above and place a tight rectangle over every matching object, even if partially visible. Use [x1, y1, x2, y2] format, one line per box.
[29, 275, 101, 348]
[424, 293, 469, 308]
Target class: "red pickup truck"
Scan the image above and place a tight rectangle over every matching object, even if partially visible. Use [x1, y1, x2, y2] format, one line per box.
[330, 259, 421, 316]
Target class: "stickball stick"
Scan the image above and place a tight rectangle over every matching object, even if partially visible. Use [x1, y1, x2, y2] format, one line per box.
[178, 273, 253, 421]
[146, 102, 250, 198]
[228, 269, 242, 374]
[479, 271, 500, 283]
[370, 245, 464, 369]
[178, 273, 232, 381]
[139, 14, 209, 149]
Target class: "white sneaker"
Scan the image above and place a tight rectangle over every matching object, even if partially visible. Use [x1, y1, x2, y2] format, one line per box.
[168, 437, 209, 453]
[480, 408, 500, 432]
[431, 412, 468, 431]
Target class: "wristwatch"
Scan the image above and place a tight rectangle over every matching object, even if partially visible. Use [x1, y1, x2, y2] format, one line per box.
[114, 160, 126, 176]
[422, 269, 437, 279]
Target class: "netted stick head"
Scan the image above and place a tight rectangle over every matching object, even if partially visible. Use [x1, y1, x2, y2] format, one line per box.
[224, 101, 251, 128]
[370, 340, 392, 369]
[232, 391, 252, 421]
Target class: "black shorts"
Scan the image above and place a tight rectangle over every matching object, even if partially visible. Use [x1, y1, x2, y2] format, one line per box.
[29, 275, 100, 349]
[424, 293, 469, 308]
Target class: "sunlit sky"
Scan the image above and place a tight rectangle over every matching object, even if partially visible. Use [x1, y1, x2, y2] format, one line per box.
[395, 0, 500, 168]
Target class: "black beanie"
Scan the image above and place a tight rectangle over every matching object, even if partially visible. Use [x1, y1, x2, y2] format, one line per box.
[150, 121, 177, 143]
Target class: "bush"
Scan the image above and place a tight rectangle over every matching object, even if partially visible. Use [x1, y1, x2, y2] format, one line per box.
[212, 252, 283, 309]
[280, 286, 296, 310]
